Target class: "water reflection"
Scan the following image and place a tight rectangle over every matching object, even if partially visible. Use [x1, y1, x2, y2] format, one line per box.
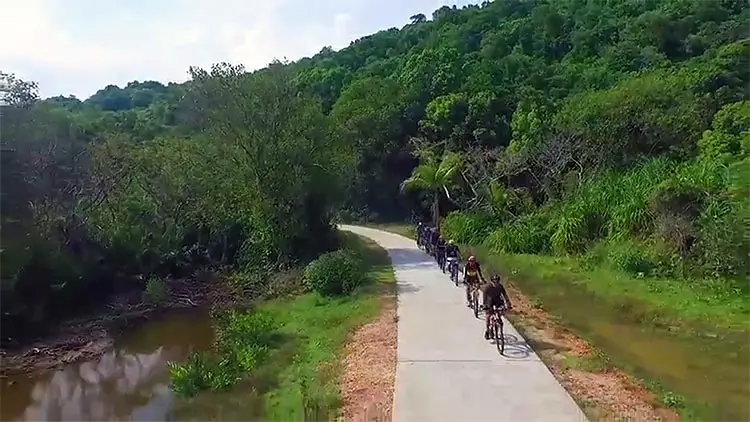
[1, 311, 214, 422]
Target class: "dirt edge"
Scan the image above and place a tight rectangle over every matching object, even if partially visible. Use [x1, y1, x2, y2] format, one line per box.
[339, 283, 397, 422]
[503, 281, 680, 422]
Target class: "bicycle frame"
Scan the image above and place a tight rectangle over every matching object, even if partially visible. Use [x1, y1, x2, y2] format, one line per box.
[488, 306, 507, 353]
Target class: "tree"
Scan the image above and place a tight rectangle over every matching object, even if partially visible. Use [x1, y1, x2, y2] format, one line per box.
[0, 71, 39, 107]
[410, 13, 426, 24]
[400, 151, 462, 228]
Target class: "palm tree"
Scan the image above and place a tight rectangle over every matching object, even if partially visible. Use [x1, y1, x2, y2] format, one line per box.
[400, 152, 462, 229]
[409, 13, 426, 24]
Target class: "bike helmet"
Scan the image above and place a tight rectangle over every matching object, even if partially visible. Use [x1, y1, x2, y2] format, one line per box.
[490, 273, 500, 283]
[448, 239, 454, 245]
[468, 255, 476, 262]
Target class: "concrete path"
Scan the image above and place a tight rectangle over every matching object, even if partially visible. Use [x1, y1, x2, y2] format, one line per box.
[340, 225, 588, 422]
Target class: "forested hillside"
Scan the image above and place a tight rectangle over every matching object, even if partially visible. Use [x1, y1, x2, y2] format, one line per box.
[1, 0, 748, 341]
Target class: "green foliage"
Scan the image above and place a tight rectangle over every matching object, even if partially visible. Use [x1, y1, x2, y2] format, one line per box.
[446, 149, 750, 282]
[485, 214, 550, 254]
[4, 0, 750, 346]
[169, 352, 232, 397]
[606, 241, 657, 276]
[143, 277, 169, 305]
[303, 249, 363, 296]
[400, 151, 463, 226]
[169, 310, 279, 397]
[698, 101, 750, 160]
[441, 211, 500, 245]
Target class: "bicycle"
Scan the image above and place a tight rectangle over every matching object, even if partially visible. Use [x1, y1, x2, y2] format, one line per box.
[437, 250, 446, 273]
[487, 305, 508, 354]
[470, 282, 480, 319]
[446, 257, 459, 285]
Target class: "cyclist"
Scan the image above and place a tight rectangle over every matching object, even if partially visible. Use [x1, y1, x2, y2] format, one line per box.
[424, 226, 433, 255]
[483, 273, 513, 340]
[429, 226, 440, 258]
[416, 222, 424, 248]
[435, 235, 447, 272]
[445, 239, 460, 278]
[463, 255, 485, 307]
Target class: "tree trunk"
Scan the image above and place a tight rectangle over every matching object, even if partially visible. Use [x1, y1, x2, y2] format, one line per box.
[432, 191, 440, 231]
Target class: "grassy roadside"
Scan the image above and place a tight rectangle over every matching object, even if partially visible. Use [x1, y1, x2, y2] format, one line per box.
[261, 233, 396, 420]
[475, 247, 749, 421]
[174, 231, 396, 420]
[370, 222, 749, 420]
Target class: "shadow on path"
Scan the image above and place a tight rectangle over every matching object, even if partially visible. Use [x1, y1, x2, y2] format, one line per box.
[494, 334, 534, 359]
[387, 248, 435, 268]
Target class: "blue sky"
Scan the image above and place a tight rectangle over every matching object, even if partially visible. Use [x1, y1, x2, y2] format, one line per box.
[1, 0, 475, 99]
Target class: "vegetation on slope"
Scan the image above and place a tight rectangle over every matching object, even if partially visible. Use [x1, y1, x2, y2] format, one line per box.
[1, 0, 748, 416]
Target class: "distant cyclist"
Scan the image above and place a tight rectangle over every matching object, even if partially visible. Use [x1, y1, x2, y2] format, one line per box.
[483, 273, 512, 340]
[429, 226, 440, 258]
[416, 222, 424, 248]
[445, 239, 460, 261]
[463, 255, 485, 307]
[435, 235, 447, 272]
[445, 239, 460, 278]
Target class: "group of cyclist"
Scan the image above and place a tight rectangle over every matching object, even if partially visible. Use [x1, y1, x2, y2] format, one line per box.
[416, 221, 513, 340]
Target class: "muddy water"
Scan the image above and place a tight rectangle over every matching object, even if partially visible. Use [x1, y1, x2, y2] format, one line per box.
[0, 311, 215, 421]
[512, 270, 750, 420]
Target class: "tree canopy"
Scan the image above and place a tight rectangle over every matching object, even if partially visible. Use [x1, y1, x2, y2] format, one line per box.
[2, 0, 748, 339]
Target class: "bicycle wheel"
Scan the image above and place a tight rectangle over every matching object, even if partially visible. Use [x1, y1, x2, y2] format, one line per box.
[493, 316, 500, 352]
[472, 290, 479, 318]
[497, 316, 505, 354]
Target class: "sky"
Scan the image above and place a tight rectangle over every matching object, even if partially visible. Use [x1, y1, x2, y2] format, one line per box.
[1, 0, 475, 100]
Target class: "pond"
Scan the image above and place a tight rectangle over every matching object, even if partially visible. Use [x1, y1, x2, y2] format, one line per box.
[0, 311, 215, 421]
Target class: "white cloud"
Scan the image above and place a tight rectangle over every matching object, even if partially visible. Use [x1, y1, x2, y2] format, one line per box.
[0, 0, 135, 73]
[165, 28, 205, 47]
[0, 0, 476, 98]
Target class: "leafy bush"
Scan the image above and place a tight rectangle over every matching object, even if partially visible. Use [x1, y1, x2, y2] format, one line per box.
[169, 310, 279, 397]
[303, 249, 363, 296]
[169, 352, 229, 397]
[694, 195, 750, 279]
[143, 277, 169, 305]
[216, 310, 278, 369]
[606, 241, 656, 275]
[698, 101, 750, 160]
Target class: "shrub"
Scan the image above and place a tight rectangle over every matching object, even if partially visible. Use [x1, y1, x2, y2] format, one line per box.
[303, 249, 363, 296]
[143, 277, 169, 305]
[441, 212, 500, 244]
[169, 352, 218, 397]
[606, 241, 656, 275]
[484, 214, 550, 254]
[694, 196, 750, 279]
[169, 310, 279, 397]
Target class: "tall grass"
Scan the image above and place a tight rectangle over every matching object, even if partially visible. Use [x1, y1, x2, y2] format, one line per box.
[443, 154, 749, 282]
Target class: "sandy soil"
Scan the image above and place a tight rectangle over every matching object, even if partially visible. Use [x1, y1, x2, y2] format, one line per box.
[339, 285, 397, 422]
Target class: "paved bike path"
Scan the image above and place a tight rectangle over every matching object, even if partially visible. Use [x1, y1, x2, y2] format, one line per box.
[340, 225, 587, 422]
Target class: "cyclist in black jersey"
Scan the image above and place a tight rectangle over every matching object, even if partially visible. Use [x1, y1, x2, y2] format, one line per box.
[436, 236, 447, 272]
[429, 227, 440, 258]
[482, 273, 512, 339]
